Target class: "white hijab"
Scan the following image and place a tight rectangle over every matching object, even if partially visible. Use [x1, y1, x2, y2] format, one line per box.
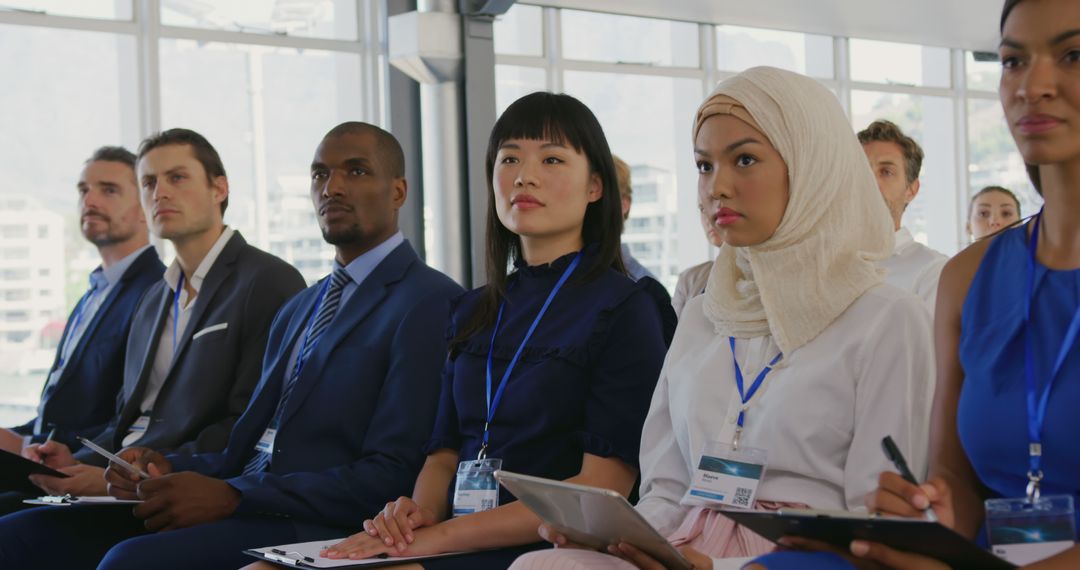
[697, 66, 894, 355]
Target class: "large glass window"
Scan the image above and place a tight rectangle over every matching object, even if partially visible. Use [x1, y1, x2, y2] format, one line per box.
[161, 0, 359, 40]
[495, 65, 546, 115]
[561, 9, 698, 67]
[0, 2, 380, 426]
[563, 71, 702, 291]
[716, 25, 833, 78]
[0, 0, 131, 20]
[850, 38, 951, 88]
[0, 24, 137, 425]
[160, 40, 365, 284]
[492, 3, 543, 57]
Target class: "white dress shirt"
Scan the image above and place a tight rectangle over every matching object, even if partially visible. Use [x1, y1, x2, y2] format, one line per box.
[879, 227, 948, 314]
[635, 283, 935, 537]
[122, 228, 235, 446]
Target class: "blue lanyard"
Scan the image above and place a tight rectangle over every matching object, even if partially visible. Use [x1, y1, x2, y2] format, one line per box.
[172, 273, 185, 350]
[1022, 210, 1080, 497]
[728, 337, 782, 448]
[481, 251, 583, 459]
[292, 276, 335, 380]
[57, 286, 100, 367]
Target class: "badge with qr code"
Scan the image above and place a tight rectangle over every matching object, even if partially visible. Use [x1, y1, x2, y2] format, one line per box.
[682, 442, 767, 510]
[452, 458, 502, 517]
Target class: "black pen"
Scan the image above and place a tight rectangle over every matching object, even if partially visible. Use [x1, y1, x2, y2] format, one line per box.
[881, 435, 938, 523]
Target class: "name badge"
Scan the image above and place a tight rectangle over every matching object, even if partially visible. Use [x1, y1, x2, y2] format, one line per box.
[683, 441, 767, 509]
[254, 428, 277, 454]
[986, 495, 1076, 565]
[452, 458, 502, 517]
[129, 414, 152, 433]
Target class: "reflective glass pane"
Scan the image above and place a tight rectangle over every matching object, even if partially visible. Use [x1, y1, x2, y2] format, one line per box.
[161, 0, 359, 40]
[495, 65, 546, 115]
[967, 98, 1042, 231]
[0, 0, 131, 20]
[563, 71, 704, 292]
[716, 25, 834, 78]
[160, 39, 365, 284]
[0, 24, 138, 424]
[851, 90, 960, 254]
[561, 10, 698, 67]
[966, 51, 1001, 92]
[493, 3, 543, 57]
[850, 38, 950, 88]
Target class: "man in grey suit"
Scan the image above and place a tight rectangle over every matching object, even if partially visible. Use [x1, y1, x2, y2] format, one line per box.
[23, 128, 305, 497]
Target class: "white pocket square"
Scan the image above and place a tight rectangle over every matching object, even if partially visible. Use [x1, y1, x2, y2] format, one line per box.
[192, 323, 228, 340]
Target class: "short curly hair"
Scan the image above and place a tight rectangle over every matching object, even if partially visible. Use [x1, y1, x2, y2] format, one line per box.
[857, 120, 924, 185]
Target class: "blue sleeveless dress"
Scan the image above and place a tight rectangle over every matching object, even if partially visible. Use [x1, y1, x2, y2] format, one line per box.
[958, 222, 1080, 532]
[750, 223, 1080, 569]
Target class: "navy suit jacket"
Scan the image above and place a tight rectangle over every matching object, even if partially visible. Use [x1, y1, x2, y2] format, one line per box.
[168, 240, 463, 538]
[11, 247, 164, 449]
[75, 233, 305, 466]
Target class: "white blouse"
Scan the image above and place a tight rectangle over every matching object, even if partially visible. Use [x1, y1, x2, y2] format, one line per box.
[635, 282, 935, 536]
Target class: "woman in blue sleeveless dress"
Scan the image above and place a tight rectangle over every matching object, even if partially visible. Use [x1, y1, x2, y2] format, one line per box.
[752, 0, 1080, 568]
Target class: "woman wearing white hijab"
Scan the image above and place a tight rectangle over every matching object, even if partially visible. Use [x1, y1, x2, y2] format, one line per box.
[510, 66, 935, 569]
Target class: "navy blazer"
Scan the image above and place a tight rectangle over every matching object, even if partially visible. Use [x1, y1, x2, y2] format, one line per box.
[75, 233, 305, 466]
[11, 247, 164, 449]
[168, 241, 463, 539]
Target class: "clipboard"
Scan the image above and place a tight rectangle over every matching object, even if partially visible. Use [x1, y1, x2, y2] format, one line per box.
[719, 508, 1016, 569]
[244, 540, 470, 568]
[0, 448, 69, 492]
[23, 494, 142, 507]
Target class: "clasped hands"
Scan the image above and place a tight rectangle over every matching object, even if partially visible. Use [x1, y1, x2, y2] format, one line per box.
[321, 496, 447, 560]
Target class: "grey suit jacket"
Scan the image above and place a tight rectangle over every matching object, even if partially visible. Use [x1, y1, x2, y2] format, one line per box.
[75, 232, 305, 466]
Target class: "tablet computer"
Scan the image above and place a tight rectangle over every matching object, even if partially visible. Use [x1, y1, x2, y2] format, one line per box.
[495, 470, 693, 570]
[719, 509, 1016, 569]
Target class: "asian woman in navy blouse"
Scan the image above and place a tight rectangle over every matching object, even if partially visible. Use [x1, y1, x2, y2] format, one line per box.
[316, 92, 675, 569]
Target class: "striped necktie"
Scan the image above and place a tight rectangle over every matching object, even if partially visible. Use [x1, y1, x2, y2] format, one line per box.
[243, 268, 351, 475]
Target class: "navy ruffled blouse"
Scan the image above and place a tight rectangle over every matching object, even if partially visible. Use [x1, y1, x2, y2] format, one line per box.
[425, 247, 675, 507]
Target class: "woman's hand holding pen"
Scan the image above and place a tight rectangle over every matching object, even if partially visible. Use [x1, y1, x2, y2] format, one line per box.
[864, 472, 955, 528]
[361, 496, 437, 553]
[105, 447, 172, 500]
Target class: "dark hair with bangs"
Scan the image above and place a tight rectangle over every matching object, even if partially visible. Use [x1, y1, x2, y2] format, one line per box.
[452, 91, 626, 347]
[1000, 0, 1044, 194]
